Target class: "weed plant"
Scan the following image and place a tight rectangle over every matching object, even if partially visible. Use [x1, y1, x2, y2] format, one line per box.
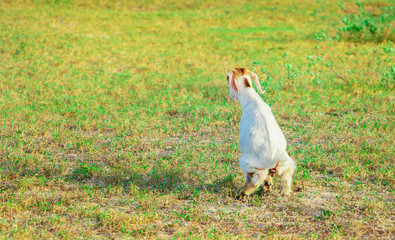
[337, 3, 394, 42]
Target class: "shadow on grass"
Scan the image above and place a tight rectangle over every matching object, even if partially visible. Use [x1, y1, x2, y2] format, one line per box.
[64, 162, 240, 198]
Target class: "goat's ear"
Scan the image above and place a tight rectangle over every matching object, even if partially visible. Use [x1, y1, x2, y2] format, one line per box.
[227, 71, 239, 94]
[250, 71, 265, 94]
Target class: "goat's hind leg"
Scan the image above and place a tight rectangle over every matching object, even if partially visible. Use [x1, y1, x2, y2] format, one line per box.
[236, 170, 267, 199]
[276, 150, 296, 196]
[281, 170, 293, 195]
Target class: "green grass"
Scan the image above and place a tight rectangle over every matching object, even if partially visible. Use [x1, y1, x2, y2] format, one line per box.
[0, 0, 394, 238]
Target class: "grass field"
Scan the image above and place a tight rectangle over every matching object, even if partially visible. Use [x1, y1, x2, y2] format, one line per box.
[0, 0, 394, 238]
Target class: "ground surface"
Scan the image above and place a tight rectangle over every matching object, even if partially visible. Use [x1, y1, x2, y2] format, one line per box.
[0, 0, 394, 239]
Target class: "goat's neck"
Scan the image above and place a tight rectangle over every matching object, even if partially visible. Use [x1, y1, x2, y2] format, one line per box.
[238, 88, 261, 111]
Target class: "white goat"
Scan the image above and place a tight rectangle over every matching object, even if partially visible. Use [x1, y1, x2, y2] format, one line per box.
[227, 68, 296, 198]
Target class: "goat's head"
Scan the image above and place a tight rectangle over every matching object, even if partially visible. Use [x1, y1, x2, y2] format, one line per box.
[227, 68, 265, 101]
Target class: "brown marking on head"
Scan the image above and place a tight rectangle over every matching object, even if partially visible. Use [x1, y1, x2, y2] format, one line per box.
[244, 77, 251, 88]
[234, 67, 248, 77]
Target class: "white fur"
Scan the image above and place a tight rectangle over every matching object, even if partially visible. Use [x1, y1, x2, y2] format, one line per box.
[229, 72, 296, 195]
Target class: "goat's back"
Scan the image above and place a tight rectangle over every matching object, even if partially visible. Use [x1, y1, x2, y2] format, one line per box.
[239, 98, 286, 161]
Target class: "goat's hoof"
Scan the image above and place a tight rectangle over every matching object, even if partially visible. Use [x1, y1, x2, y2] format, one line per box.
[236, 192, 247, 200]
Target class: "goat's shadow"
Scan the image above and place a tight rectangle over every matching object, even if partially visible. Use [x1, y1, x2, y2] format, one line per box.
[65, 162, 245, 198]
